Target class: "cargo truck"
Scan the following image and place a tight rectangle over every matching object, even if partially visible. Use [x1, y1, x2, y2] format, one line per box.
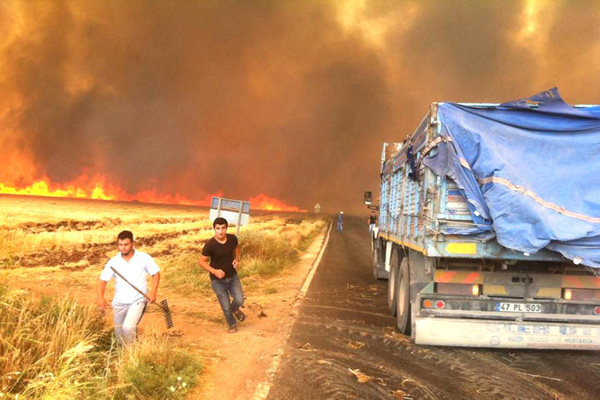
[372, 88, 600, 349]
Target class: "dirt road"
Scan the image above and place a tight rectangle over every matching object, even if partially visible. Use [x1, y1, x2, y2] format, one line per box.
[265, 216, 600, 400]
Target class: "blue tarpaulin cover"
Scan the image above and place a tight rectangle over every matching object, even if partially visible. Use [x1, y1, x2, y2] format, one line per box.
[423, 88, 600, 268]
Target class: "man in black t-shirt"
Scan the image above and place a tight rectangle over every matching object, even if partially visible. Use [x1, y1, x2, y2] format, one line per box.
[368, 211, 377, 235]
[199, 217, 246, 332]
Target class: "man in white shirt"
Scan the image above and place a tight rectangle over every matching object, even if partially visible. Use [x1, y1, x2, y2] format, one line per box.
[96, 230, 161, 345]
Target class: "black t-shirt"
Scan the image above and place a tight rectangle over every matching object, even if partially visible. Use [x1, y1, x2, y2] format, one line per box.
[202, 234, 238, 280]
[369, 215, 376, 224]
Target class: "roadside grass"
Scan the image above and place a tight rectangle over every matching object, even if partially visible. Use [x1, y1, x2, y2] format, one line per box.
[116, 330, 203, 400]
[238, 230, 298, 278]
[0, 284, 203, 400]
[263, 286, 278, 294]
[163, 253, 212, 296]
[0, 229, 17, 267]
[240, 219, 325, 277]
[0, 284, 111, 399]
[296, 221, 325, 252]
[180, 310, 224, 325]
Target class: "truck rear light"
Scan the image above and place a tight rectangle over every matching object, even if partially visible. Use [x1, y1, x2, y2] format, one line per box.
[423, 299, 434, 308]
[435, 300, 446, 309]
[436, 283, 481, 296]
[594, 307, 600, 315]
[563, 288, 600, 301]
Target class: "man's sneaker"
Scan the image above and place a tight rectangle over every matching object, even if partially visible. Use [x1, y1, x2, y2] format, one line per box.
[233, 309, 246, 322]
[228, 325, 237, 333]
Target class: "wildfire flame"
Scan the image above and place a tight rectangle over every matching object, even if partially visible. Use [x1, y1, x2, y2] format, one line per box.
[0, 176, 118, 201]
[0, 176, 305, 212]
[249, 194, 307, 213]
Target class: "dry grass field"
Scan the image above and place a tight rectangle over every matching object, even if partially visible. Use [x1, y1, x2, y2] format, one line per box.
[0, 194, 327, 399]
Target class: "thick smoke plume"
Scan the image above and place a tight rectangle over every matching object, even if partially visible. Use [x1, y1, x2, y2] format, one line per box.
[1, 0, 600, 213]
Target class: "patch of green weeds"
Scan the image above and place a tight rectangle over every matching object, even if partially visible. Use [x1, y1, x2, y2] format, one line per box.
[263, 287, 278, 295]
[164, 253, 211, 296]
[117, 336, 203, 400]
[182, 310, 224, 325]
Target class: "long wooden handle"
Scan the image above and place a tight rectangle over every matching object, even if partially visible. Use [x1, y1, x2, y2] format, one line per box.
[110, 267, 151, 301]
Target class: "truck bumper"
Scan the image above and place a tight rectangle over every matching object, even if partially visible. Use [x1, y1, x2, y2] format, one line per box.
[415, 317, 600, 349]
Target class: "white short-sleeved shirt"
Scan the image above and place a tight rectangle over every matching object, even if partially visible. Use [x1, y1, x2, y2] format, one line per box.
[99, 250, 160, 305]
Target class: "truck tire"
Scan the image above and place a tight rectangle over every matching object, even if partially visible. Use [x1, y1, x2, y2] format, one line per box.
[373, 239, 388, 280]
[396, 257, 411, 335]
[387, 249, 399, 316]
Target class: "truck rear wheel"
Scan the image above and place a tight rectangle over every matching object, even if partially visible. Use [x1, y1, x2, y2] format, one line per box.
[396, 257, 411, 335]
[387, 249, 399, 316]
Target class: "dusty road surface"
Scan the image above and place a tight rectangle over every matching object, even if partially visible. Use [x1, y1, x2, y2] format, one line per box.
[265, 216, 600, 400]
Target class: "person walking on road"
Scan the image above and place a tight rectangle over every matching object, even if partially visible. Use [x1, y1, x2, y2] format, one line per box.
[199, 217, 246, 333]
[97, 230, 161, 345]
[337, 211, 344, 233]
[368, 211, 377, 235]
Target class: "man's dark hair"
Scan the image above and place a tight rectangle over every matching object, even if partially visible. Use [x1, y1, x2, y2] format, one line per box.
[117, 230, 134, 241]
[213, 217, 228, 228]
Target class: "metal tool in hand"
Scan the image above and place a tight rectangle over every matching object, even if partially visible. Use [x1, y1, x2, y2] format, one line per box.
[110, 267, 174, 329]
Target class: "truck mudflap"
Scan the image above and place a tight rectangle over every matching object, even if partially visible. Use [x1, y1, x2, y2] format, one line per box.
[415, 317, 600, 350]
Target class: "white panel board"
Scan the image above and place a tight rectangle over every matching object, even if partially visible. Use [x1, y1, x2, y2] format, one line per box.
[415, 317, 600, 350]
[209, 209, 249, 226]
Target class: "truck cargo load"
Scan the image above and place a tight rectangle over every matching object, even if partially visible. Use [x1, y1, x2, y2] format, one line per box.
[373, 88, 600, 349]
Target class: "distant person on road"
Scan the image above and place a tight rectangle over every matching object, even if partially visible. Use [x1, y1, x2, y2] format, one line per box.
[199, 217, 245, 333]
[368, 211, 377, 235]
[337, 211, 344, 233]
[97, 230, 161, 345]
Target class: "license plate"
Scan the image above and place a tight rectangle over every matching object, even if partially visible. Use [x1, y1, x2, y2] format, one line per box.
[495, 302, 542, 313]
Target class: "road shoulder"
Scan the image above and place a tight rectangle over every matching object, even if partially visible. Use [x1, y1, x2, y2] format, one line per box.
[192, 223, 331, 400]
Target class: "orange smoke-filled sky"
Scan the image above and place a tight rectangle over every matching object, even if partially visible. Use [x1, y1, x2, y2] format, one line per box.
[1, 0, 600, 213]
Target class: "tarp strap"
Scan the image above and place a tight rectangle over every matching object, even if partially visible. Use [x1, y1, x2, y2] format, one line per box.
[415, 136, 448, 177]
[420, 135, 447, 159]
[479, 176, 600, 223]
[417, 135, 474, 175]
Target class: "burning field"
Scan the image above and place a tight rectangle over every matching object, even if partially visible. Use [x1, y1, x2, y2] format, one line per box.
[0, 194, 312, 271]
[0, 194, 327, 399]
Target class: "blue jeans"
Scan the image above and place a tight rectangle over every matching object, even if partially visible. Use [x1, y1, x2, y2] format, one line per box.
[211, 275, 245, 328]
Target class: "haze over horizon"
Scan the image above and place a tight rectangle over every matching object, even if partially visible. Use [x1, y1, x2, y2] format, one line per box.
[1, 0, 600, 213]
